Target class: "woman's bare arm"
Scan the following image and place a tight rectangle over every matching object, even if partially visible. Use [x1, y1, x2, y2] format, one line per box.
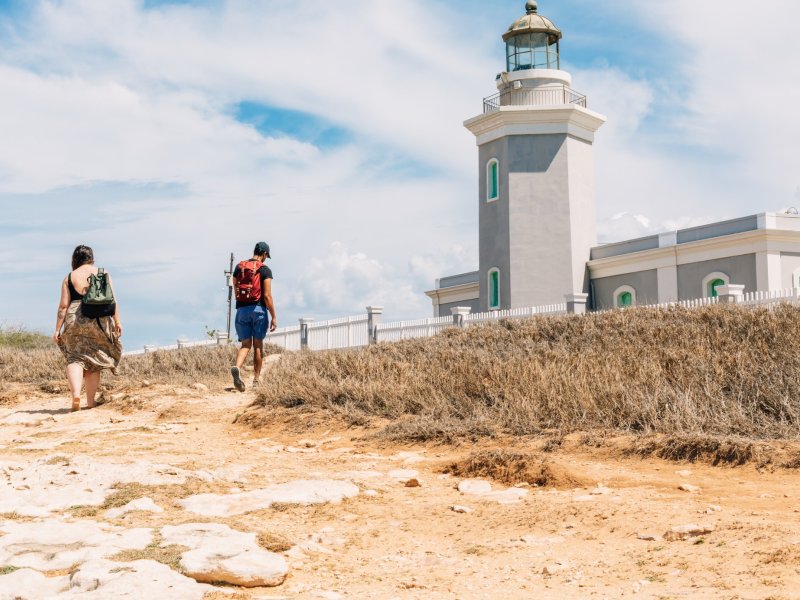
[109, 275, 122, 338]
[53, 277, 70, 344]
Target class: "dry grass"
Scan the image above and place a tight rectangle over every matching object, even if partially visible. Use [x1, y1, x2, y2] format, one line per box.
[101, 478, 229, 510]
[626, 434, 771, 466]
[246, 305, 800, 443]
[0, 344, 282, 389]
[110, 532, 188, 571]
[0, 327, 50, 350]
[443, 450, 586, 488]
[256, 531, 293, 553]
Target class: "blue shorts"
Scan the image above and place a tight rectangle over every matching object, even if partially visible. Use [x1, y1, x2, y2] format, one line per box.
[235, 305, 268, 341]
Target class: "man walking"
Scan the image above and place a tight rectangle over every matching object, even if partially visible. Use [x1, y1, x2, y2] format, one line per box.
[230, 242, 277, 392]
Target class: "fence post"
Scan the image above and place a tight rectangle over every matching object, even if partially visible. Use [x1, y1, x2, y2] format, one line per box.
[216, 333, 229, 346]
[451, 306, 471, 328]
[565, 293, 589, 315]
[299, 318, 314, 350]
[716, 284, 745, 304]
[367, 306, 384, 345]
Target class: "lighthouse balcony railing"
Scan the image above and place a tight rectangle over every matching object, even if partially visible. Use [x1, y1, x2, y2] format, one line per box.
[483, 86, 587, 113]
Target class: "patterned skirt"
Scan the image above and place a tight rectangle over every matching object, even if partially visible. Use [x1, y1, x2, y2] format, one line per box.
[58, 301, 123, 373]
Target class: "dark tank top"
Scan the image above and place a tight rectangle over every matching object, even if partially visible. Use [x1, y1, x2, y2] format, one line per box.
[67, 274, 84, 302]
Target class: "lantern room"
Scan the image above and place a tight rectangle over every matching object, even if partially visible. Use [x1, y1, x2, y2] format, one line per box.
[503, 1, 562, 72]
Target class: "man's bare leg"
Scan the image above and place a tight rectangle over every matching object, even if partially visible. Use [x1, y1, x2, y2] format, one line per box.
[231, 339, 251, 392]
[253, 339, 264, 384]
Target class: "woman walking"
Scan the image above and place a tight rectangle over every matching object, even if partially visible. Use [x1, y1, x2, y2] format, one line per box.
[53, 245, 123, 412]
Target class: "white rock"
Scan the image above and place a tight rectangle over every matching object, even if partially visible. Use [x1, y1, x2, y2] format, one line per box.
[0, 520, 152, 571]
[542, 562, 568, 576]
[70, 559, 215, 598]
[180, 479, 359, 517]
[678, 484, 701, 493]
[0, 456, 195, 517]
[388, 469, 419, 481]
[395, 452, 426, 464]
[485, 488, 528, 504]
[105, 497, 164, 519]
[457, 479, 527, 504]
[521, 535, 565, 545]
[0, 568, 68, 599]
[1, 413, 55, 426]
[590, 486, 611, 495]
[341, 470, 384, 480]
[664, 524, 714, 541]
[191, 383, 209, 392]
[457, 479, 492, 495]
[676, 470, 693, 477]
[572, 495, 596, 502]
[451, 505, 473, 514]
[364, 490, 378, 497]
[162, 523, 288, 587]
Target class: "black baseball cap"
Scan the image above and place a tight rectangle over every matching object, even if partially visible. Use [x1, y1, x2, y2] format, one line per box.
[254, 241, 271, 258]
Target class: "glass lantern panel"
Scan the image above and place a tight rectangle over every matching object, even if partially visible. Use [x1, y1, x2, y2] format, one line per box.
[548, 40, 560, 69]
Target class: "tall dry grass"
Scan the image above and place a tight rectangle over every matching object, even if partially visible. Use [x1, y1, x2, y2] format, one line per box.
[0, 343, 282, 388]
[248, 304, 800, 441]
[0, 327, 51, 350]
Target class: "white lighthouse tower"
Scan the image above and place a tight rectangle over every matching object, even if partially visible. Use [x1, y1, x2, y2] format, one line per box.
[464, 1, 606, 311]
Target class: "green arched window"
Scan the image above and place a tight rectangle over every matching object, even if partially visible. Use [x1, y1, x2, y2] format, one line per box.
[617, 291, 633, 307]
[487, 159, 499, 201]
[709, 278, 726, 298]
[489, 268, 500, 309]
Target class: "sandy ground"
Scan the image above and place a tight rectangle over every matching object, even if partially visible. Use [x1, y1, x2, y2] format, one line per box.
[1, 381, 800, 599]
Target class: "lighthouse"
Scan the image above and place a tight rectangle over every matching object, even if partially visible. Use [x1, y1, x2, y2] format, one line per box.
[464, 1, 606, 311]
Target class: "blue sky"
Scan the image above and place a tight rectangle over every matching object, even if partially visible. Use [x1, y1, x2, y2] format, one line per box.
[0, 0, 798, 349]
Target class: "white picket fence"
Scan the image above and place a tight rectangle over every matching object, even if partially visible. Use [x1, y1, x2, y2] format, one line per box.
[123, 287, 800, 356]
[307, 315, 369, 350]
[375, 314, 456, 342]
[465, 302, 567, 324]
[741, 288, 800, 307]
[267, 325, 302, 351]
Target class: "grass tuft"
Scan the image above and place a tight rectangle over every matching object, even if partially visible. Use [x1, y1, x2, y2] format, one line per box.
[110, 532, 188, 571]
[256, 532, 292, 553]
[0, 344, 282, 388]
[246, 305, 800, 444]
[626, 434, 767, 466]
[444, 449, 586, 488]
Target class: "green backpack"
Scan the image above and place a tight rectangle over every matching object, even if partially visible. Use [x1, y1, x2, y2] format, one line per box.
[82, 268, 116, 318]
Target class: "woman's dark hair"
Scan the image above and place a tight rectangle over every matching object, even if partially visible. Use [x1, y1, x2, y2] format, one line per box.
[71, 245, 94, 270]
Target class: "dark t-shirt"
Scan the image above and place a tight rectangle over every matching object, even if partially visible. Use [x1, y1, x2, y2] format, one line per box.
[233, 263, 273, 309]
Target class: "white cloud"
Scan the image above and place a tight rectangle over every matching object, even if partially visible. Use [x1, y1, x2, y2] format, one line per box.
[287, 242, 428, 320]
[2, 0, 800, 346]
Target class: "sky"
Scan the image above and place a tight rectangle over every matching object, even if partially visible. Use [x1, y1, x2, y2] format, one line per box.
[0, 0, 798, 349]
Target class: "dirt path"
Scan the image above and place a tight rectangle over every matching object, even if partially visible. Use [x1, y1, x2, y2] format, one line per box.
[1, 384, 800, 599]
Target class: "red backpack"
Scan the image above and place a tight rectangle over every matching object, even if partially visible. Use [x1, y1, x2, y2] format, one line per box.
[235, 260, 264, 303]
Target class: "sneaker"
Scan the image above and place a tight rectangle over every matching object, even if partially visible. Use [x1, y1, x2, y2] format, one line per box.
[231, 366, 245, 392]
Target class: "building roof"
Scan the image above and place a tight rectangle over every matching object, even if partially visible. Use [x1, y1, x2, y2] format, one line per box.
[590, 213, 800, 261]
[503, 1, 562, 43]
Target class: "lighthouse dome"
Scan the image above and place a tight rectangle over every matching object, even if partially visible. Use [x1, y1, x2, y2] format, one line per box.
[503, 1, 562, 72]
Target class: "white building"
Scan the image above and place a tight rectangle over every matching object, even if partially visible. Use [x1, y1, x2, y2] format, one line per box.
[427, 1, 800, 315]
